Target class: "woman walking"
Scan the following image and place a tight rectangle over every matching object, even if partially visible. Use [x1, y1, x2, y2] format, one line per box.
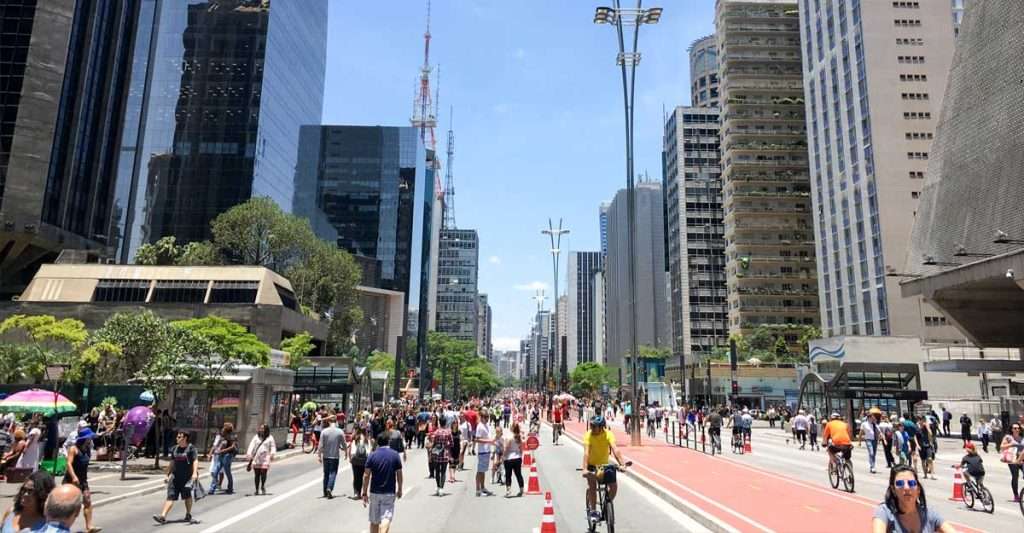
[208, 423, 237, 495]
[153, 431, 200, 525]
[348, 428, 369, 499]
[501, 423, 525, 497]
[999, 423, 1024, 502]
[64, 428, 101, 532]
[0, 471, 54, 532]
[427, 417, 454, 496]
[245, 424, 276, 496]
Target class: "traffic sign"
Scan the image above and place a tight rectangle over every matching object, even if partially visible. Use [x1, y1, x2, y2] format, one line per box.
[526, 434, 539, 451]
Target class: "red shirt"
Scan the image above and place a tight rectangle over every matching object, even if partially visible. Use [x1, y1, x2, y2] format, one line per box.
[552, 409, 563, 423]
[464, 409, 479, 431]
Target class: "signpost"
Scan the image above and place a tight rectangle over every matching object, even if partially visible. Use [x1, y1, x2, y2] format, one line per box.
[526, 434, 539, 451]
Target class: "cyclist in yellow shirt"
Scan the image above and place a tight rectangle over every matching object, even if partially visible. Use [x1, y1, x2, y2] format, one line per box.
[582, 416, 626, 521]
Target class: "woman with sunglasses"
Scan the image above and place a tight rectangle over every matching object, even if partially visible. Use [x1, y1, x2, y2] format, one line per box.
[0, 470, 55, 532]
[872, 466, 956, 533]
[999, 423, 1024, 501]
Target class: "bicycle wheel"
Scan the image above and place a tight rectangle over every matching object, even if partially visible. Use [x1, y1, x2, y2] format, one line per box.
[841, 462, 855, 493]
[828, 462, 840, 489]
[980, 486, 994, 514]
[963, 485, 975, 508]
[302, 434, 313, 454]
[605, 498, 615, 533]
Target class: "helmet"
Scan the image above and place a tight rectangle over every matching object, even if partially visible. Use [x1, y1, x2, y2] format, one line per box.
[830, 412, 841, 419]
[590, 415, 606, 427]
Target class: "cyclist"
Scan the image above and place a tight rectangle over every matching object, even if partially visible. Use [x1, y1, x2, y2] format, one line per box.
[705, 408, 723, 452]
[582, 416, 626, 522]
[822, 412, 853, 467]
[551, 403, 564, 444]
[529, 406, 541, 434]
[959, 442, 985, 487]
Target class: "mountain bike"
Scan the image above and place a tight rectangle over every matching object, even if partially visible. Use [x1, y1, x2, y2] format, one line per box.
[827, 447, 855, 492]
[961, 472, 994, 513]
[301, 428, 319, 454]
[585, 461, 632, 533]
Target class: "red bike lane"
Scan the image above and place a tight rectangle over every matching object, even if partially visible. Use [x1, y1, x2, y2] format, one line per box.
[560, 418, 981, 533]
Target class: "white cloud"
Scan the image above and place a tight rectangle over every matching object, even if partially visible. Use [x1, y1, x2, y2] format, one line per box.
[488, 255, 501, 264]
[493, 337, 521, 351]
[513, 281, 548, 292]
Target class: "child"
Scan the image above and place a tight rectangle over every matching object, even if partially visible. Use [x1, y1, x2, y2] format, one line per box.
[960, 442, 985, 486]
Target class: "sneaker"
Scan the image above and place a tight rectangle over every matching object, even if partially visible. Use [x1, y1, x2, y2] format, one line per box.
[517, 489, 523, 497]
[475, 490, 482, 497]
[152, 515, 166, 525]
[482, 489, 494, 496]
[185, 514, 198, 524]
[326, 490, 333, 499]
[505, 487, 512, 497]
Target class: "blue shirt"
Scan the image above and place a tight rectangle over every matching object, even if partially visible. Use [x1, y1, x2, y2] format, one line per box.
[873, 503, 944, 533]
[30, 521, 72, 533]
[365, 446, 403, 495]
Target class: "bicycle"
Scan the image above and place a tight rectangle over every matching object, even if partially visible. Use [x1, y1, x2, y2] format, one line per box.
[301, 428, 319, 454]
[731, 430, 744, 454]
[961, 472, 994, 514]
[585, 461, 632, 533]
[827, 448, 855, 493]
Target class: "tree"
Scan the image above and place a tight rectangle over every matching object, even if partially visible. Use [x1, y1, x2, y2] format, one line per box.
[459, 358, 500, 398]
[134, 236, 221, 266]
[366, 351, 396, 373]
[0, 314, 90, 382]
[280, 332, 315, 370]
[570, 362, 611, 397]
[170, 316, 271, 367]
[89, 311, 176, 383]
[210, 197, 316, 273]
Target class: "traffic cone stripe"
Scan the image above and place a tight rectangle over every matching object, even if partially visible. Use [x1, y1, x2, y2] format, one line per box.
[526, 464, 542, 495]
[950, 465, 965, 501]
[540, 492, 556, 533]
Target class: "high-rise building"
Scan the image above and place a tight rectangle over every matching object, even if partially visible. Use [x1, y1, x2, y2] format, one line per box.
[435, 228, 479, 343]
[567, 251, 605, 369]
[115, 0, 328, 261]
[593, 270, 606, 365]
[688, 34, 720, 108]
[520, 338, 532, 381]
[477, 293, 492, 360]
[799, 0, 960, 342]
[717, 0, 819, 344]
[605, 182, 672, 370]
[531, 310, 553, 385]
[663, 106, 729, 369]
[598, 203, 610, 257]
[0, 1, 144, 297]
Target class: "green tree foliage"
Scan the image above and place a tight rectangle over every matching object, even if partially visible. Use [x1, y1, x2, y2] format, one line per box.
[637, 345, 670, 359]
[170, 316, 271, 367]
[210, 197, 315, 273]
[280, 332, 315, 370]
[459, 358, 500, 397]
[366, 350, 396, 373]
[134, 236, 221, 266]
[0, 314, 91, 382]
[710, 325, 820, 364]
[570, 362, 611, 397]
[89, 311, 175, 382]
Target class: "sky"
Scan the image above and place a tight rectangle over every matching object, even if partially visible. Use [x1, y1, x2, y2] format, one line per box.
[323, 0, 715, 352]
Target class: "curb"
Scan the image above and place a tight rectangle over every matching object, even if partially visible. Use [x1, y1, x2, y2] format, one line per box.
[92, 447, 307, 509]
[547, 422, 734, 533]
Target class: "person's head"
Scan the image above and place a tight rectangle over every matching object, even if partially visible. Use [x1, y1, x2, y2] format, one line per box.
[494, 426, 503, 438]
[884, 466, 926, 514]
[385, 419, 394, 430]
[221, 422, 234, 435]
[13, 471, 55, 516]
[964, 442, 977, 455]
[376, 432, 390, 448]
[75, 428, 97, 452]
[13, 428, 25, 441]
[43, 484, 82, 528]
[258, 424, 270, 439]
[176, 431, 191, 446]
[590, 415, 606, 431]
[830, 412, 841, 420]
[1011, 423, 1023, 437]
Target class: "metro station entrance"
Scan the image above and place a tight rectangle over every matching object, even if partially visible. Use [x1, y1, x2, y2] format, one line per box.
[797, 362, 927, 421]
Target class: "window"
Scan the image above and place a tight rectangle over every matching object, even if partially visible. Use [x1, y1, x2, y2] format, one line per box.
[903, 112, 931, 120]
[904, 132, 933, 140]
[906, 152, 928, 160]
[924, 316, 947, 326]
[150, 280, 208, 303]
[901, 92, 929, 100]
[93, 279, 150, 303]
[896, 38, 925, 46]
[275, 284, 298, 310]
[894, 19, 921, 27]
[911, 191, 920, 199]
[892, 1, 920, 7]
[897, 56, 925, 64]
[899, 74, 927, 82]
[209, 280, 259, 303]
[909, 171, 925, 179]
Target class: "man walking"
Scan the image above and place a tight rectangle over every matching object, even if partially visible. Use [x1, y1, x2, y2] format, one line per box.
[39, 484, 83, 533]
[941, 407, 952, 437]
[474, 412, 496, 497]
[318, 416, 346, 499]
[859, 408, 881, 473]
[362, 432, 403, 533]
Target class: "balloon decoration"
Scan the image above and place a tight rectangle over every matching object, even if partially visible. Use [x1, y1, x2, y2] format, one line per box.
[123, 406, 155, 446]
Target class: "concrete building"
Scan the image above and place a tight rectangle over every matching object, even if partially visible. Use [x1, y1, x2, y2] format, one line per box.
[688, 34, 720, 108]
[799, 0, 961, 343]
[663, 106, 729, 374]
[605, 182, 672, 370]
[593, 270, 607, 365]
[434, 228, 479, 343]
[717, 0, 819, 344]
[531, 310, 554, 388]
[477, 293, 492, 360]
[567, 251, 605, 370]
[520, 338, 532, 381]
[598, 203, 610, 257]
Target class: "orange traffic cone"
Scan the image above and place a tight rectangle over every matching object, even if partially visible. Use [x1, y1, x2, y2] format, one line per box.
[540, 492, 556, 533]
[524, 450, 533, 466]
[743, 437, 752, 454]
[526, 464, 542, 495]
[949, 465, 965, 501]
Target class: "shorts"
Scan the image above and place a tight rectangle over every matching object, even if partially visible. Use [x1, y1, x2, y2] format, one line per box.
[588, 464, 617, 485]
[368, 492, 396, 524]
[828, 444, 852, 460]
[166, 481, 192, 501]
[919, 446, 932, 461]
[477, 452, 491, 473]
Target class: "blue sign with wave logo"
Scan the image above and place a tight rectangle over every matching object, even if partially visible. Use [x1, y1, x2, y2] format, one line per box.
[809, 343, 845, 363]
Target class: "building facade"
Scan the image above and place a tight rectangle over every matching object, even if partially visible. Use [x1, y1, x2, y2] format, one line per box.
[567, 251, 605, 369]
[477, 293, 492, 360]
[663, 106, 729, 366]
[605, 182, 672, 370]
[598, 203, 610, 257]
[717, 0, 820, 344]
[434, 228, 479, 343]
[115, 0, 327, 261]
[799, 0, 960, 343]
[688, 34, 720, 108]
[531, 310, 553, 387]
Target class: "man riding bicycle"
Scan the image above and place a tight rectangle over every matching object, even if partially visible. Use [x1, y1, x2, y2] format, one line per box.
[582, 416, 626, 522]
[705, 408, 723, 451]
[822, 412, 853, 465]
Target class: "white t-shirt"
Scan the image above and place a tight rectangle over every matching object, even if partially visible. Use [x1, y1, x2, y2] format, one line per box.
[17, 428, 42, 472]
[860, 419, 877, 441]
[792, 414, 809, 431]
[460, 421, 472, 441]
[475, 423, 493, 454]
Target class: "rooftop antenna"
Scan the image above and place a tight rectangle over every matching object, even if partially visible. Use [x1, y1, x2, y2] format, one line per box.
[443, 106, 456, 229]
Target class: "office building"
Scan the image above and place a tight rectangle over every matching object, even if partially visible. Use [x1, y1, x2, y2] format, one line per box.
[567, 251, 605, 369]
[688, 34, 720, 108]
[532, 310, 554, 386]
[116, 0, 328, 261]
[477, 293, 492, 360]
[605, 182, 672, 370]
[593, 270, 606, 365]
[799, 0, 960, 342]
[0, 1, 143, 297]
[434, 228, 479, 343]
[598, 203, 610, 257]
[663, 106, 729, 369]
[717, 0, 819, 344]
[520, 338, 532, 381]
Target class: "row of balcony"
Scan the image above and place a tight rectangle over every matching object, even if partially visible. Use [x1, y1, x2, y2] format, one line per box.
[725, 157, 808, 169]
[727, 190, 809, 200]
[735, 287, 818, 297]
[724, 171, 809, 184]
[731, 305, 818, 315]
[724, 207, 810, 218]
[723, 38, 800, 50]
[727, 239, 814, 250]
[724, 127, 805, 138]
[727, 223, 811, 234]
[731, 254, 815, 265]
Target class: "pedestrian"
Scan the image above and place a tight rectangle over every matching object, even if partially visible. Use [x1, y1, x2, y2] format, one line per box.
[349, 428, 370, 499]
[153, 431, 200, 525]
[458, 414, 472, 470]
[474, 412, 496, 497]
[999, 423, 1024, 502]
[879, 414, 895, 469]
[385, 420, 407, 463]
[1, 470, 54, 532]
[62, 427, 100, 532]
[427, 417, 453, 496]
[916, 418, 936, 480]
[860, 408, 880, 473]
[37, 484, 82, 533]
[362, 432, 403, 533]
[17, 422, 42, 473]
[989, 416, 1003, 451]
[289, 410, 301, 446]
[317, 416, 345, 499]
[959, 413, 972, 446]
[207, 422, 237, 495]
[808, 413, 819, 451]
[245, 424, 276, 496]
[941, 406, 951, 437]
[502, 422, 525, 497]
[977, 418, 991, 453]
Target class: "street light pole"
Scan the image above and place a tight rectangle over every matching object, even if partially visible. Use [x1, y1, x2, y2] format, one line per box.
[594, 1, 662, 447]
[542, 219, 569, 393]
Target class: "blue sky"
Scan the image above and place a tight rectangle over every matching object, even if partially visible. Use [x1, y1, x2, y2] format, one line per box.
[323, 1, 715, 351]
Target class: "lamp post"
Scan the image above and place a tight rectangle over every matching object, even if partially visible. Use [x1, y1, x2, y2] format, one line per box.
[542, 219, 570, 393]
[594, 1, 662, 446]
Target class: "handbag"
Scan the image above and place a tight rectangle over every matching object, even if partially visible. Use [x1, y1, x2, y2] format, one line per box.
[192, 479, 207, 501]
[247, 436, 268, 472]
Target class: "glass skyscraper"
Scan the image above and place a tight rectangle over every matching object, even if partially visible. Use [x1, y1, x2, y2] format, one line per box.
[113, 0, 327, 262]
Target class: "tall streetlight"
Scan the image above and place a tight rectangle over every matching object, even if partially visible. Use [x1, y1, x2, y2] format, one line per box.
[594, 1, 662, 446]
[542, 219, 570, 393]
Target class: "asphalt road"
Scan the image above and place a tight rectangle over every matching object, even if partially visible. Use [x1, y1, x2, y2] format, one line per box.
[75, 424, 707, 533]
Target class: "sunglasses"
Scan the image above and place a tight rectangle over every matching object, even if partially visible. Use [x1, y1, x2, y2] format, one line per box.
[894, 479, 918, 489]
